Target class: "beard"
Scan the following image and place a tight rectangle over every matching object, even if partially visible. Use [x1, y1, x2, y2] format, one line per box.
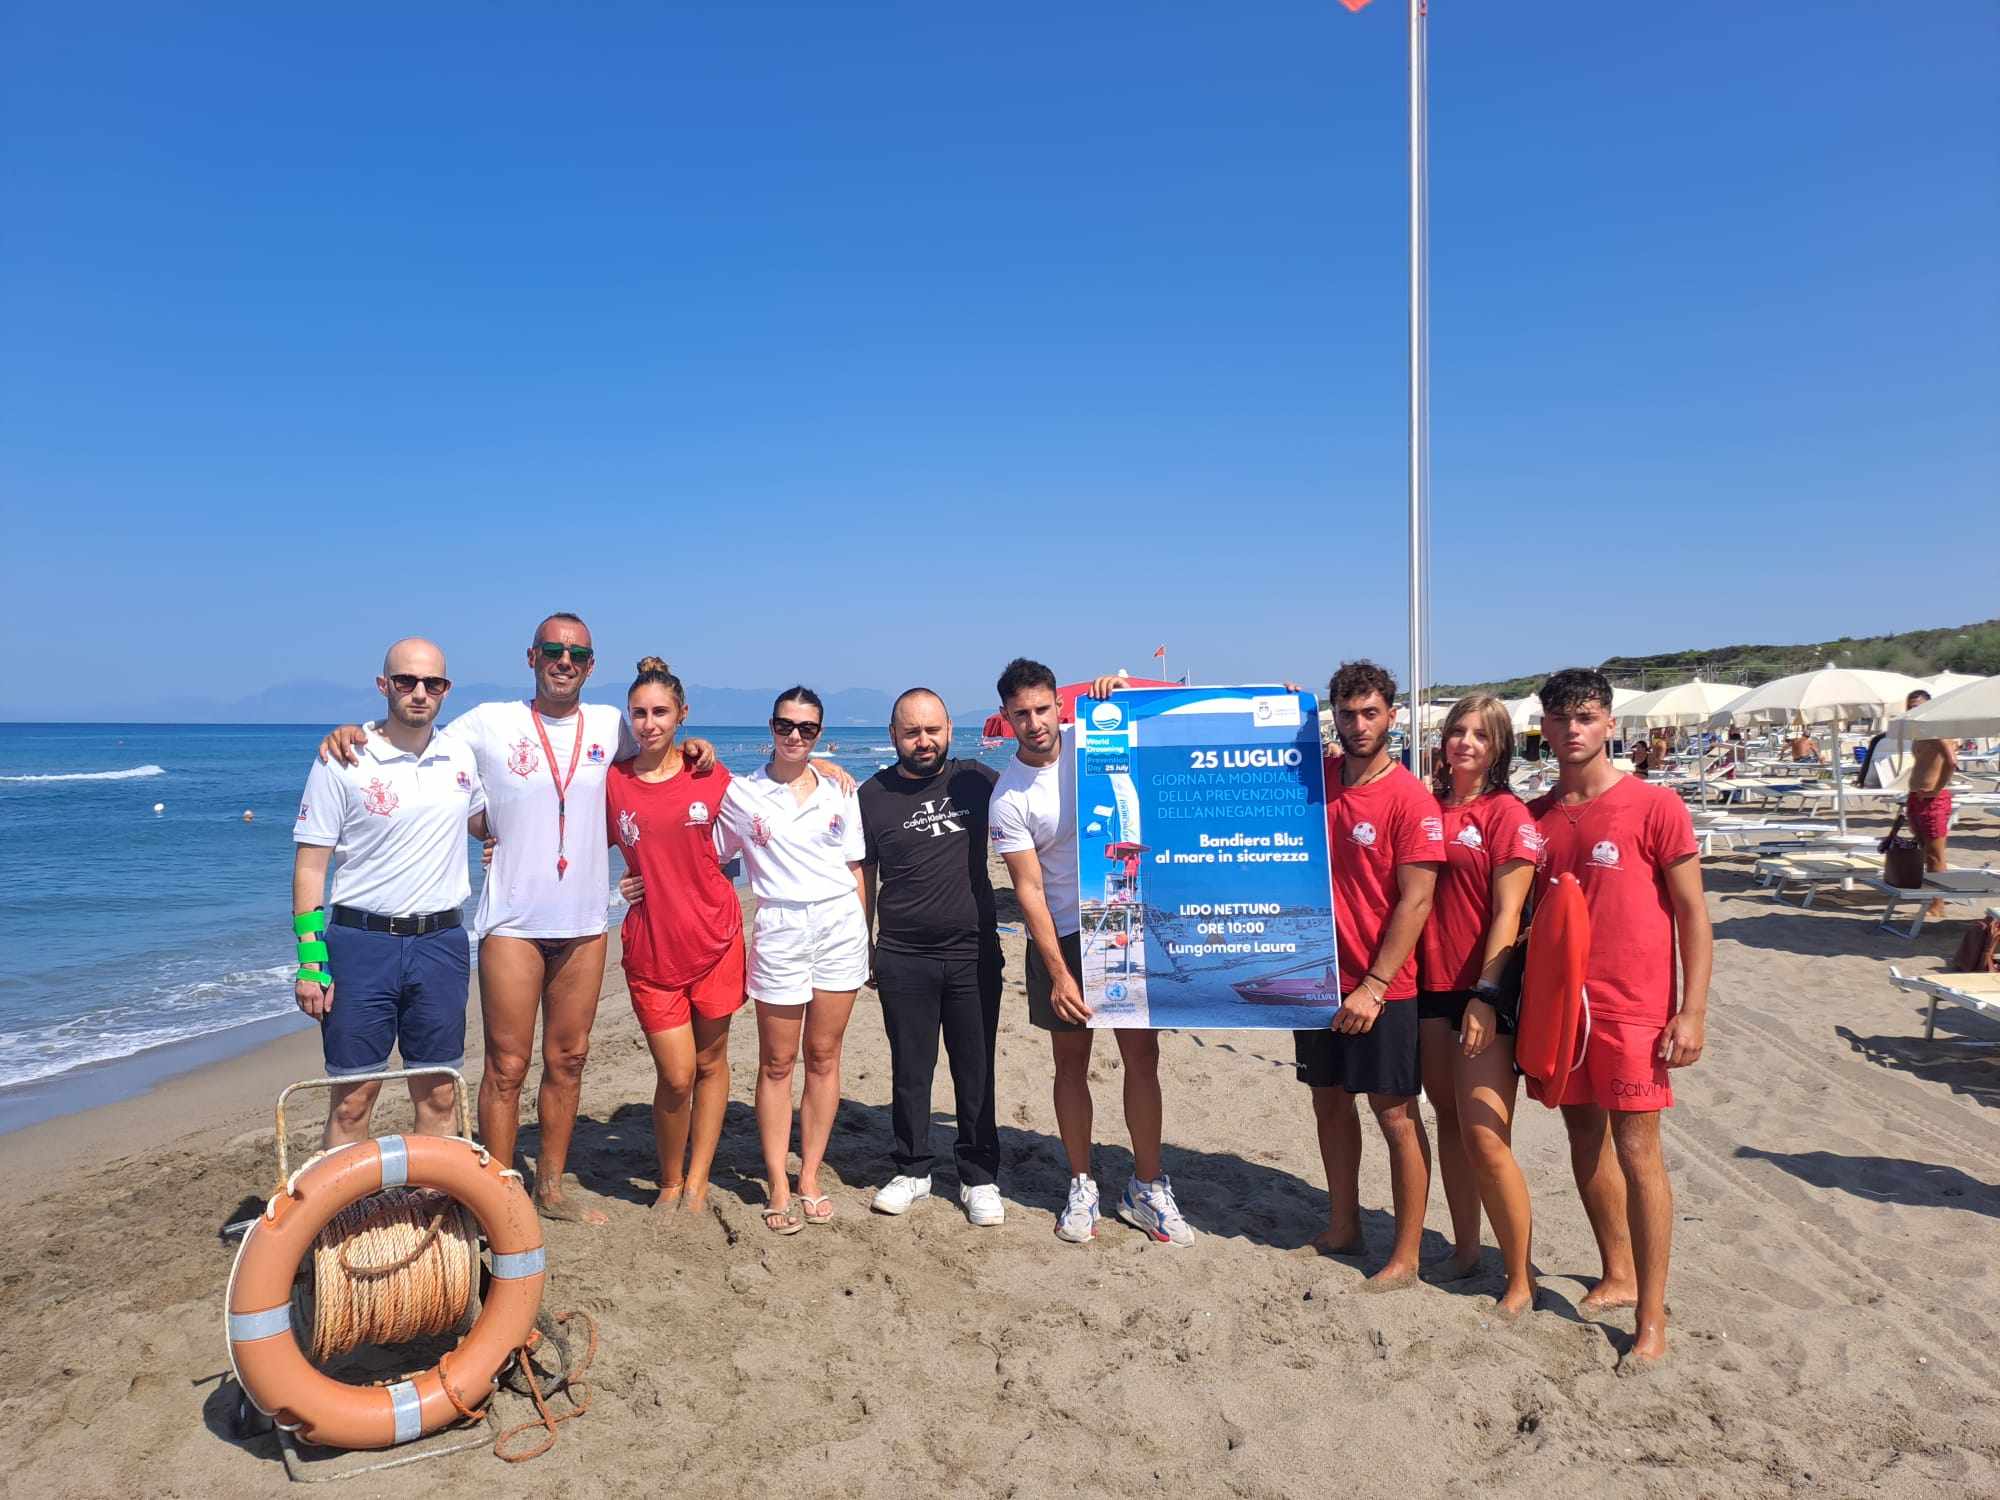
[896, 744, 946, 777]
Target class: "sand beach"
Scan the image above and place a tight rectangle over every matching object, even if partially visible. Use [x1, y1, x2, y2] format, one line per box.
[3, 825, 1998, 1499]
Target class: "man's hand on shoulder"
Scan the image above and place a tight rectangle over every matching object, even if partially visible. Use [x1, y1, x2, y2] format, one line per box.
[682, 737, 718, 773]
[318, 724, 368, 766]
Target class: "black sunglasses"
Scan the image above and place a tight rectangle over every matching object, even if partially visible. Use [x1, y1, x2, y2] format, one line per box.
[537, 642, 594, 664]
[388, 674, 451, 695]
[771, 716, 822, 741]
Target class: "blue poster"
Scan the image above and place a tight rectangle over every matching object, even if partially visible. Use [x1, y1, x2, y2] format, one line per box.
[1074, 686, 1340, 1029]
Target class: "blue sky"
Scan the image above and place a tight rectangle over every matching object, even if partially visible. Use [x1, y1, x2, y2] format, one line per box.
[3, 2, 1993, 718]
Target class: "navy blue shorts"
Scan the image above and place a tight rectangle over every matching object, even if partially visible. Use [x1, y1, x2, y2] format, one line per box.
[322, 923, 471, 1077]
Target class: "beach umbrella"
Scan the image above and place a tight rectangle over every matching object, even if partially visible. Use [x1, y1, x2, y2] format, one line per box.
[1709, 667, 1928, 832]
[1921, 671, 1983, 697]
[1615, 680, 1750, 803]
[1508, 686, 1643, 734]
[981, 678, 1178, 739]
[1888, 675, 2000, 742]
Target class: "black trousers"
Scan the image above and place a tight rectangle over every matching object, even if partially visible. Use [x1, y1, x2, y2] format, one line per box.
[873, 945, 1003, 1185]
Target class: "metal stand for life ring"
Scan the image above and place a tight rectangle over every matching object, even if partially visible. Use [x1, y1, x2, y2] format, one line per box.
[222, 1066, 552, 1485]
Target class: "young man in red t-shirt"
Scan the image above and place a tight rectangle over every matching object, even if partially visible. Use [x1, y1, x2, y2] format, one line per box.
[1303, 661, 1445, 1288]
[1530, 667, 1712, 1368]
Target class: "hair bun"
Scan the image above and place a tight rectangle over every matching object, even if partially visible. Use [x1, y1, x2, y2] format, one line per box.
[636, 656, 671, 675]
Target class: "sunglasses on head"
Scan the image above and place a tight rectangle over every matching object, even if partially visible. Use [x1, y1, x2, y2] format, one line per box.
[771, 716, 822, 741]
[537, 642, 594, 664]
[388, 674, 451, 695]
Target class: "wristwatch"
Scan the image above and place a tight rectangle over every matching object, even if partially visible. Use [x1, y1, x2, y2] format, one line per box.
[1471, 980, 1503, 1002]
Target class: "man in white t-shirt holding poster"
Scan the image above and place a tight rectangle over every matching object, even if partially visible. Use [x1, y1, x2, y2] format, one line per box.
[320, 614, 711, 1223]
[988, 657, 1192, 1248]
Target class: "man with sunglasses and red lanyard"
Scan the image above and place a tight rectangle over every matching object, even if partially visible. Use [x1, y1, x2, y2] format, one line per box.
[317, 614, 751, 1223]
[293, 639, 487, 1148]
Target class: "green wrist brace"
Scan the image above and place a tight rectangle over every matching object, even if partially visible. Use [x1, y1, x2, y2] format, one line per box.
[295, 968, 333, 987]
[296, 939, 330, 964]
[294, 910, 327, 936]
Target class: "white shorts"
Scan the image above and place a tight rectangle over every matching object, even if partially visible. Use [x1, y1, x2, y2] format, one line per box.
[748, 895, 869, 1006]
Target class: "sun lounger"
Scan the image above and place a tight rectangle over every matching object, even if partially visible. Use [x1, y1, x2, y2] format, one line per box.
[1887, 965, 2000, 1042]
[1868, 871, 2000, 939]
[1754, 852, 1882, 905]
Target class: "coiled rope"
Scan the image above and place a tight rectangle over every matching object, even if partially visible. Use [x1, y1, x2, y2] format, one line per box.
[301, 1187, 480, 1361]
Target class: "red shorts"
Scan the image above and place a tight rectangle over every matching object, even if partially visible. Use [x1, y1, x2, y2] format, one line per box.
[1548, 1015, 1673, 1112]
[1907, 791, 1953, 842]
[626, 933, 746, 1034]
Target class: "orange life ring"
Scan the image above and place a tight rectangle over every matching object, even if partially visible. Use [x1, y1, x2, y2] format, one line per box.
[226, 1134, 544, 1450]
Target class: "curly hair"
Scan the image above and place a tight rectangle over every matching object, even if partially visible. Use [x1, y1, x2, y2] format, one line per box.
[1329, 659, 1398, 708]
[1537, 667, 1613, 718]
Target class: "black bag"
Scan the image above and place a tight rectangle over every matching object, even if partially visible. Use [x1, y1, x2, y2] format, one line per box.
[1880, 812, 1924, 890]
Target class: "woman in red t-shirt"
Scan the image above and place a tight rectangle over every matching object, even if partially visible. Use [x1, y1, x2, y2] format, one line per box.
[605, 657, 745, 1218]
[1417, 694, 1540, 1320]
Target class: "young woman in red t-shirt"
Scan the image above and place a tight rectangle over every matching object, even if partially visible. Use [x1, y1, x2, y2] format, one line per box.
[1417, 694, 1540, 1320]
[605, 657, 744, 1219]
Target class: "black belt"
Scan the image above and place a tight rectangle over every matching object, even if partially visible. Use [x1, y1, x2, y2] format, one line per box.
[330, 905, 462, 937]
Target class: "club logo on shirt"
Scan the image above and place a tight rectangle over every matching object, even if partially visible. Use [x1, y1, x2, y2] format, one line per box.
[1590, 839, 1621, 869]
[587, 743, 607, 764]
[297, 801, 309, 822]
[1420, 816, 1444, 843]
[903, 798, 966, 838]
[1351, 821, 1379, 848]
[1520, 828, 1546, 856]
[456, 770, 473, 792]
[1456, 824, 1484, 849]
[826, 813, 847, 844]
[361, 779, 400, 817]
[750, 815, 772, 848]
[687, 800, 710, 826]
[507, 738, 539, 777]
[618, 808, 640, 847]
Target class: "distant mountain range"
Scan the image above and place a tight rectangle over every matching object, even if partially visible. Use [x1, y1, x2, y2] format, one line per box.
[15, 679, 907, 727]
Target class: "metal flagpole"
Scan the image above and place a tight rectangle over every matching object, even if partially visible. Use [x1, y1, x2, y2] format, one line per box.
[1407, 0, 1429, 776]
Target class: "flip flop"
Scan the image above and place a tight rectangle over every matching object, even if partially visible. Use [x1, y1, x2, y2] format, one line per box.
[797, 1193, 834, 1226]
[763, 1201, 804, 1236]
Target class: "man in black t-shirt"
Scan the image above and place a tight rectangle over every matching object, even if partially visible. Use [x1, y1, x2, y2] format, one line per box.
[858, 688, 1005, 1226]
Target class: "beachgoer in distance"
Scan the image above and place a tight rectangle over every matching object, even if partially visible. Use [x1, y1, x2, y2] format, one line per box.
[292, 638, 486, 1147]
[1530, 667, 1712, 1369]
[990, 659, 1192, 1246]
[713, 687, 869, 1234]
[859, 688, 1006, 1227]
[1902, 689, 1958, 919]
[605, 658, 743, 1220]
[1303, 660, 1444, 1288]
[316, 612, 728, 1224]
[1415, 694, 1540, 1318]
[1786, 727, 1822, 763]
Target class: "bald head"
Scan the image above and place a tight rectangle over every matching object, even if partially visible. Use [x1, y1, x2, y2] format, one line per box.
[383, 637, 446, 679]
[889, 687, 951, 779]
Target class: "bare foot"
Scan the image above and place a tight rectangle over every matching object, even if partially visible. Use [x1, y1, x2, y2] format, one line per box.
[1579, 1278, 1639, 1314]
[535, 1191, 610, 1227]
[651, 1183, 686, 1214]
[1423, 1249, 1483, 1283]
[1309, 1229, 1366, 1258]
[682, 1187, 710, 1214]
[1490, 1281, 1539, 1324]
[1616, 1328, 1669, 1374]
[1360, 1262, 1419, 1293]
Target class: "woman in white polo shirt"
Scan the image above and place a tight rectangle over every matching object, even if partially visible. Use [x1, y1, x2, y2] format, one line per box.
[714, 686, 868, 1233]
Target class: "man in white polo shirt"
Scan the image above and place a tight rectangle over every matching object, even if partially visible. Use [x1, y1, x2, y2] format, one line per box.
[293, 638, 486, 1148]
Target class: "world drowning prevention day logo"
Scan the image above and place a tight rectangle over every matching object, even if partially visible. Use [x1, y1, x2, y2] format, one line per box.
[1089, 701, 1124, 730]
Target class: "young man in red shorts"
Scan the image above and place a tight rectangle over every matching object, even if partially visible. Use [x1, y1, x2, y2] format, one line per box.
[1531, 668, 1712, 1368]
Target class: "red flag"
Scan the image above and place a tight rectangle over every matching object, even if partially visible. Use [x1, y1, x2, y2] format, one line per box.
[1153, 645, 1167, 658]
[1337, 0, 1372, 11]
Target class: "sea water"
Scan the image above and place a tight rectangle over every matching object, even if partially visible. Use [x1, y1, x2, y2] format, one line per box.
[0, 719, 1012, 1096]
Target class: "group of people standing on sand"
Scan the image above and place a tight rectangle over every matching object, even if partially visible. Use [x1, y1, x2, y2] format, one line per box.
[289, 612, 1711, 1369]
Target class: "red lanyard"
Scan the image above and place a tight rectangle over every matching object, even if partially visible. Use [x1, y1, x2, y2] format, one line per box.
[531, 707, 587, 879]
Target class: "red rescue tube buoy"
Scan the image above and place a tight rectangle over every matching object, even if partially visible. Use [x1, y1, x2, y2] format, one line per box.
[225, 1134, 544, 1450]
[1518, 873, 1592, 1109]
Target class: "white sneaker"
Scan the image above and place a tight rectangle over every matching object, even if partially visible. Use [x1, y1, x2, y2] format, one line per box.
[960, 1182, 1005, 1227]
[1055, 1175, 1100, 1243]
[871, 1174, 932, 1215]
[1117, 1173, 1195, 1247]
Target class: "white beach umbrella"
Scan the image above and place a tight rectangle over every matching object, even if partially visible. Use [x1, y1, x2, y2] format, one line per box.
[1506, 696, 1540, 732]
[1888, 675, 2000, 741]
[1615, 680, 1751, 802]
[1709, 667, 1928, 832]
[1921, 671, 1983, 697]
